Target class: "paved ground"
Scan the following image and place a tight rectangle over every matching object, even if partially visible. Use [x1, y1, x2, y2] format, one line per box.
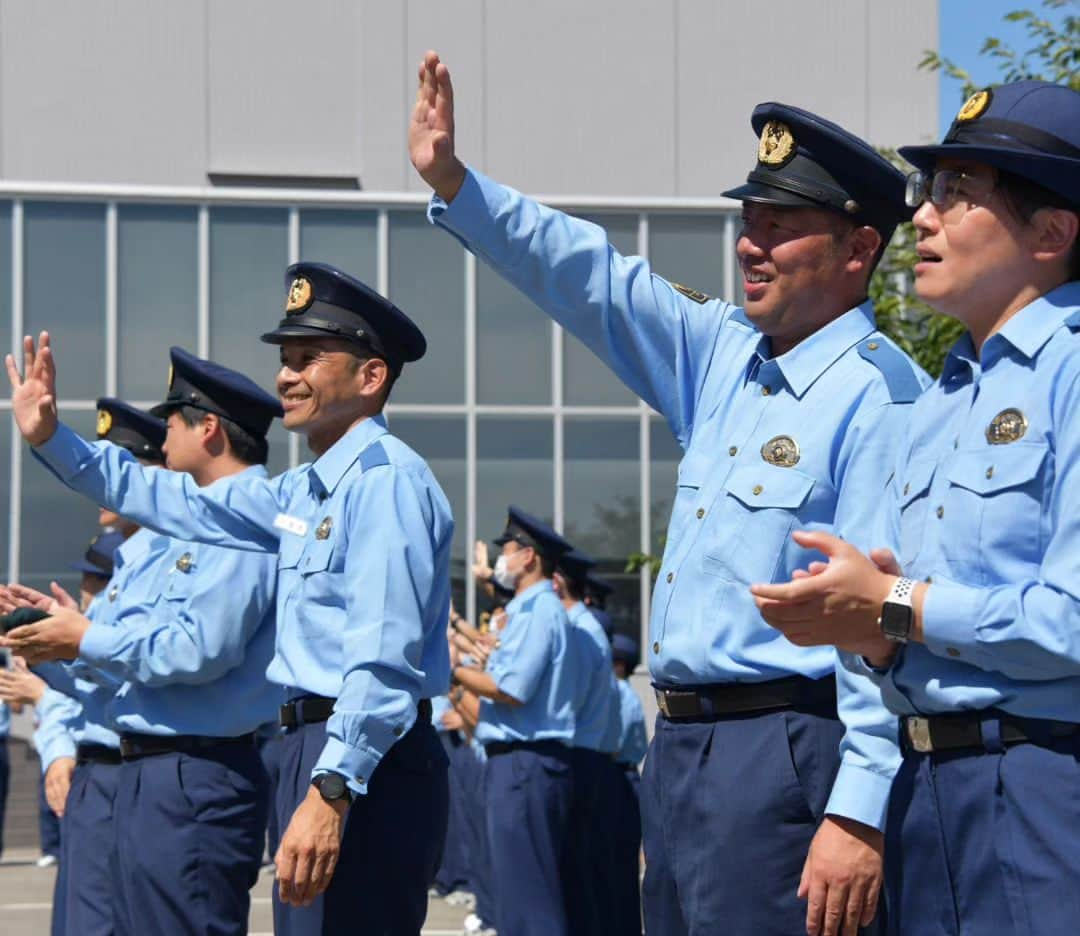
[0, 848, 471, 936]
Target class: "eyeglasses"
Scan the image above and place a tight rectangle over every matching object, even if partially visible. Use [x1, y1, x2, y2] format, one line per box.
[904, 170, 995, 213]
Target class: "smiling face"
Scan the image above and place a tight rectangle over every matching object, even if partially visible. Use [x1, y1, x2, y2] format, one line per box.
[736, 202, 878, 354]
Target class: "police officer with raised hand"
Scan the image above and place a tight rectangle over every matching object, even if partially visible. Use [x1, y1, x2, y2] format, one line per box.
[411, 51, 926, 936]
[553, 547, 623, 935]
[5, 357, 284, 935]
[7, 261, 453, 936]
[752, 80, 1080, 935]
[450, 507, 578, 936]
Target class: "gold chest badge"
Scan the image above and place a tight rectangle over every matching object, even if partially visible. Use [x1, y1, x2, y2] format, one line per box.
[96, 409, 113, 438]
[760, 435, 800, 468]
[315, 517, 333, 541]
[986, 408, 1027, 445]
[957, 89, 992, 122]
[175, 553, 194, 573]
[108, 586, 119, 602]
[286, 277, 314, 315]
[758, 120, 796, 167]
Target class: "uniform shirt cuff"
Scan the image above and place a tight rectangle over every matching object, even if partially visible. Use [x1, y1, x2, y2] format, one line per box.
[40, 737, 78, 773]
[32, 423, 91, 481]
[494, 669, 531, 704]
[36, 686, 73, 720]
[428, 167, 505, 239]
[825, 761, 895, 832]
[79, 622, 123, 668]
[920, 581, 987, 667]
[313, 736, 381, 797]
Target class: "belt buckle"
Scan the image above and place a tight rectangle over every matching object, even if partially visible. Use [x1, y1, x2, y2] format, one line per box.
[906, 716, 933, 753]
[279, 703, 297, 730]
[655, 690, 671, 719]
[118, 738, 137, 759]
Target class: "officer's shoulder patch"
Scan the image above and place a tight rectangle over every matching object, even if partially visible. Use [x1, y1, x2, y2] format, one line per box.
[857, 337, 923, 403]
[519, 596, 538, 615]
[359, 441, 390, 472]
[671, 282, 711, 304]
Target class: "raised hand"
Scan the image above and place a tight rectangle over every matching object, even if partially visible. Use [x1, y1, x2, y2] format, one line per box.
[5, 332, 59, 446]
[409, 50, 466, 201]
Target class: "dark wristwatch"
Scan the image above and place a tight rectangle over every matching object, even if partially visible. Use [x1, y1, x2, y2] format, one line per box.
[312, 772, 353, 805]
[879, 577, 915, 643]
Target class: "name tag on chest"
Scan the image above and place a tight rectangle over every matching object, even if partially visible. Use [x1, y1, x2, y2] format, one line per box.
[273, 513, 309, 537]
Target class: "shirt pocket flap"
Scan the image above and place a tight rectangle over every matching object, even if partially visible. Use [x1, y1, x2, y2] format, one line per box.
[160, 573, 192, 600]
[898, 457, 937, 508]
[677, 450, 708, 489]
[298, 537, 335, 575]
[946, 442, 1048, 495]
[723, 463, 815, 510]
[277, 532, 306, 571]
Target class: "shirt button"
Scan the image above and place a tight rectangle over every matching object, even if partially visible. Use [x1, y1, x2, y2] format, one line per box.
[356, 776, 365, 784]
[936, 506, 944, 518]
[946, 647, 961, 658]
[696, 508, 705, 519]
[393, 726, 403, 737]
[761, 386, 772, 396]
[926, 576, 933, 584]
[867, 341, 880, 351]
[652, 641, 660, 654]
[666, 572, 674, 583]
[728, 446, 737, 456]
[985, 466, 994, 479]
[752, 484, 763, 496]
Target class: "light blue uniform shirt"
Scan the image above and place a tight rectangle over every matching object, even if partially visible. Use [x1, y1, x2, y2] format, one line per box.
[567, 602, 621, 753]
[476, 580, 577, 746]
[860, 283, 1080, 724]
[75, 467, 281, 737]
[34, 414, 453, 796]
[615, 679, 648, 767]
[34, 687, 79, 771]
[431, 168, 927, 828]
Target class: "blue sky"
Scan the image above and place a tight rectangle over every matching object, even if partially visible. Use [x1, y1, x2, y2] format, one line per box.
[938, 0, 1074, 133]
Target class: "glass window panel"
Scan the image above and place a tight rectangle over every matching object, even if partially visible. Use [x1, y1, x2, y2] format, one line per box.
[476, 416, 553, 545]
[21, 410, 102, 595]
[563, 213, 638, 406]
[0, 417, 8, 580]
[0, 201, 11, 361]
[299, 209, 377, 285]
[649, 214, 732, 304]
[265, 422, 292, 478]
[118, 205, 199, 400]
[389, 416, 467, 612]
[209, 206, 288, 394]
[649, 416, 684, 555]
[24, 203, 106, 400]
[476, 266, 550, 405]
[387, 211, 465, 405]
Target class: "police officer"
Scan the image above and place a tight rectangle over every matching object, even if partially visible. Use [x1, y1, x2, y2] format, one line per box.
[8, 262, 453, 936]
[412, 51, 926, 936]
[610, 634, 647, 936]
[554, 547, 622, 935]
[6, 358, 283, 934]
[451, 507, 578, 936]
[753, 80, 1080, 935]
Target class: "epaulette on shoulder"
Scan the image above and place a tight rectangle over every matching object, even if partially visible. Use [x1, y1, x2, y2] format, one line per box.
[671, 282, 712, 304]
[857, 337, 923, 403]
[359, 440, 390, 472]
[1064, 309, 1080, 331]
[520, 596, 537, 615]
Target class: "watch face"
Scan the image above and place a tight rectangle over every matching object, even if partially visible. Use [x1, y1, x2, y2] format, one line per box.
[880, 602, 913, 642]
[316, 773, 347, 800]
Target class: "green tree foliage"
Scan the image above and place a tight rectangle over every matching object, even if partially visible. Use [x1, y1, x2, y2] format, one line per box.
[874, 0, 1079, 378]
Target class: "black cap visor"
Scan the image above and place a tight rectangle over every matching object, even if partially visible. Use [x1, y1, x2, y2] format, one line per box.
[721, 179, 825, 209]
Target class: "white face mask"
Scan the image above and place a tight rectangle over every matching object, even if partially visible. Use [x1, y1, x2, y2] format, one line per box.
[493, 552, 519, 590]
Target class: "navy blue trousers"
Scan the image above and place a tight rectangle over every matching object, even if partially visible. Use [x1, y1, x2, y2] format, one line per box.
[56, 759, 122, 936]
[641, 707, 856, 936]
[38, 770, 62, 857]
[562, 747, 620, 936]
[272, 716, 449, 936]
[886, 724, 1080, 935]
[112, 742, 268, 936]
[460, 745, 496, 927]
[612, 766, 642, 936]
[258, 730, 284, 860]
[486, 741, 574, 936]
[433, 731, 471, 894]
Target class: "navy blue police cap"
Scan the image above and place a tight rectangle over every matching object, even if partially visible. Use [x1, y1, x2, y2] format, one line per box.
[557, 548, 596, 588]
[611, 633, 639, 670]
[150, 347, 283, 438]
[900, 81, 1080, 209]
[584, 573, 615, 609]
[261, 262, 427, 373]
[69, 530, 125, 578]
[95, 397, 166, 463]
[723, 102, 911, 240]
[591, 608, 615, 640]
[493, 506, 573, 563]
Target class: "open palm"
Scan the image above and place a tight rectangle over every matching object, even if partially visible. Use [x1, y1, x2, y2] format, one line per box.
[409, 50, 466, 200]
[5, 332, 59, 446]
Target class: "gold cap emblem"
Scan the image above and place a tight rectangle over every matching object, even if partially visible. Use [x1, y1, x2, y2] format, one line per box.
[986, 408, 1027, 445]
[315, 517, 333, 541]
[175, 553, 193, 573]
[96, 409, 113, 438]
[957, 89, 991, 123]
[758, 121, 796, 167]
[286, 277, 314, 315]
[761, 435, 801, 467]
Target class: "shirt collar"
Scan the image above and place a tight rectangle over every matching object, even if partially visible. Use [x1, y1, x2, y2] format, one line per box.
[310, 414, 389, 498]
[113, 526, 156, 571]
[753, 301, 877, 398]
[988, 281, 1080, 361]
[507, 578, 555, 614]
[941, 332, 978, 384]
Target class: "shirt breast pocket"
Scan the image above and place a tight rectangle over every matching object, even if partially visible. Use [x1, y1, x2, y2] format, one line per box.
[157, 572, 193, 604]
[942, 442, 1048, 582]
[702, 463, 815, 583]
[897, 457, 937, 568]
[666, 450, 707, 552]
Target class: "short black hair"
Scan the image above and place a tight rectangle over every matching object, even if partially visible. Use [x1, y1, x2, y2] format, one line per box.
[174, 405, 268, 466]
[997, 170, 1080, 282]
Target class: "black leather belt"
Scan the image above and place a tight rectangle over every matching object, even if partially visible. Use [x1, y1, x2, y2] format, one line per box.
[901, 713, 1080, 755]
[654, 675, 837, 721]
[616, 761, 639, 771]
[485, 739, 567, 758]
[118, 732, 256, 761]
[76, 742, 122, 765]
[280, 696, 433, 731]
